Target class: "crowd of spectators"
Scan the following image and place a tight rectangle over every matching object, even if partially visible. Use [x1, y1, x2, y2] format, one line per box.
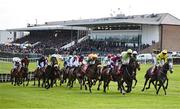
[14, 30, 84, 48]
[0, 30, 87, 55]
[65, 39, 142, 55]
[0, 29, 152, 56]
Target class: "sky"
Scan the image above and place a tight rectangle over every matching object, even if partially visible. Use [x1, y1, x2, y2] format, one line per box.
[0, 0, 179, 30]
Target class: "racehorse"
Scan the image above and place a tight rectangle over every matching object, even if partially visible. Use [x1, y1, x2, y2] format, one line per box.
[97, 57, 135, 94]
[121, 58, 136, 93]
[66, 67, 77, 88]
[97, 65, 126, 94]
[59, 67, 68, 86]
[21, 66, 29, 86]
[44, 64, 61, 89]
[132, 59, 141, 88]
[33, 67, 46, 87]
[10, 67, 20, 86]
[71, 65, 86, 90]
[84, 59, 101, 93]
[141, 60, 173, 95]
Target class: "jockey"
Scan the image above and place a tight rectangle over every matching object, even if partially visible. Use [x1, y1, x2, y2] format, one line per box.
[12, 57, 21, 72]
[37, 55, 48, 69]
[50, 54, 59, 68]
[156, 49, 168, 66]
[151, 49, 168, 75]
[132, 51, 138, 60]
[104, 54, 114, 68]
[21, 55, 29, 69]
[65, 55, 73, 68]
[111, 55, 120, 67]
[120, 49, 133, 72]
[72, 55, 80, 67]
[79, 55, 84, 65]
[87, 53, 98, 65]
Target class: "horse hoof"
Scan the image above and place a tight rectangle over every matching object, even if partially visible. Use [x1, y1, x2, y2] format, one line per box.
[121, 90, 126, 95]
[141, 89, 144, 92]
[146, 87, 149, 90]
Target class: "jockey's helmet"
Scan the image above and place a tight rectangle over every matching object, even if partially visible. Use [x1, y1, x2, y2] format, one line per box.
[133, 51, 138, 55]
[162, 49, 167, 54]
[117, 54, 121, 57]
[107, 54, 112, 58]
[127, 49, 133, 54]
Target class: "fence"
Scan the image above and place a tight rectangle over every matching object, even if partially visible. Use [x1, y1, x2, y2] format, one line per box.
[0, 72, 35, 83]
[0, 51, 41, 58]
[0, 57, 38, 62]
[137, 57, 180, 64]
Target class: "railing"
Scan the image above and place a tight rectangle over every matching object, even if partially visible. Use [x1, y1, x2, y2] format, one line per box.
[0, 58, 38, 62]
[0, 72, 35, 83]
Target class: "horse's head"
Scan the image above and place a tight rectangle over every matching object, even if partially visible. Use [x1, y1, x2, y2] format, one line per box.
[163, 60, 173, 74]
[137, 62, 141, 71]
[129, 58, 137, 70]
[95, 59, 101, 66]
[168, 59, 174, 73]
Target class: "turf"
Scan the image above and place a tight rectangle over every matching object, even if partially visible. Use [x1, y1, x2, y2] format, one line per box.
[0, 64, 180, 109]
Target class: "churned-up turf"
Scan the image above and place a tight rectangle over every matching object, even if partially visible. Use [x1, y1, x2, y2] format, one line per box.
[0, 64, 180, 109]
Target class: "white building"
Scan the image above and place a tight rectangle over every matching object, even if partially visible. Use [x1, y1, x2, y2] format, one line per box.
[0, 30, 24, 44]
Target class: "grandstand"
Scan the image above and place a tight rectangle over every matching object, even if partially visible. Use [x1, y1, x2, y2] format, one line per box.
[6, 13, 180, 55]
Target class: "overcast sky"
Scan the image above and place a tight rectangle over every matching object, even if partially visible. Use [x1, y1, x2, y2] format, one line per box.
[0, 0, 179, 29]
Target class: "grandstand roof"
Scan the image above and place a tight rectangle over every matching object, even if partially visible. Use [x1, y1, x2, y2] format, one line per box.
[45, 13, 180, 26]
[7, 25, 88, 31]
[7, 13, 180, 32]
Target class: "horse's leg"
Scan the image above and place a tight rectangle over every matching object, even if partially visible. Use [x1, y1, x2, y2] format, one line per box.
[70, 79, 74, 88]
[84, 82, 88, 90]
[162, 82, 167, 95]
[165, 78, 168, 89]
[146, 79, 153, 90]
[156, 79, 166, 95]
[126, 81, 132, 93]
[154, 79, 158, 90]
[107, 82, 110, 90]
[141, 78, 149, 91]
[54, 79, 57, 87]
[10, 75, 13, 85]
[118, 80, 126, 95]
[42, 77, 46, 88]
[26, 75, 29, 86]
[97, 80, 102, 91]
[79, 79, 83, 90]
[22, 77, 25, 87]
[60, 79, 64, 86]
[67, 79, 70, 88]
[132, 77, 137, 88]
[50, 78, 53, 88]
[105, 80, 110, 92]
[33, 76, 36, 86]
[88, 79, 92, 93]
[103, 81, 106, 93]
[121, 80, 125, 91]
[14, 77, 17, 86]
[38, 78, 40, 87]
[156, 80, 162, 95]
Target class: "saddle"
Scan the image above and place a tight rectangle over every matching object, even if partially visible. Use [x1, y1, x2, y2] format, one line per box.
[150, 66, 160, 77]
[82, 64, 88, 73]
[114, 66, 123, 76]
